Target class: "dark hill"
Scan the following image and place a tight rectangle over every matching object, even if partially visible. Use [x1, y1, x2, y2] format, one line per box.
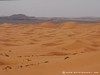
[0, 14, 100, 24]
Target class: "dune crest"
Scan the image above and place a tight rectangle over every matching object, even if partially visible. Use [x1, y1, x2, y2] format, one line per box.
[59, 22, 78, 28]
[0, 22, 100, 75]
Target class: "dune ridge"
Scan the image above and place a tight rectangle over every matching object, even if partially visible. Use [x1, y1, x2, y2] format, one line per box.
[0, 22, 100, 75]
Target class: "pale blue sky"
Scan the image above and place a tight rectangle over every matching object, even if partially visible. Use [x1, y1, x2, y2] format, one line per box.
[0, 0, 100, 17]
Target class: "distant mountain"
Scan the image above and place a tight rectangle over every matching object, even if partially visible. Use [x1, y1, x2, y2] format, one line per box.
[0, 14, 37, 24]
[0, 14, 36, 20]
[9, 14, 31, 20]
[0, 14, 100, 24]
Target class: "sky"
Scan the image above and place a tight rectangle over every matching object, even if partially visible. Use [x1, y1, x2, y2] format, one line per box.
[0, 0, 100, 17]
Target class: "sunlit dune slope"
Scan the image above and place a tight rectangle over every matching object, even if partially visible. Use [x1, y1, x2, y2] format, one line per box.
[0, 22, 100, 75]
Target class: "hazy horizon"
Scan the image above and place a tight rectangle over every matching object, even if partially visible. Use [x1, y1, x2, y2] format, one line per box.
[0, 0, 100, 17]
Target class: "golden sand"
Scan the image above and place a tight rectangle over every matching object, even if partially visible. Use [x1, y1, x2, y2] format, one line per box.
[0, 22, 100, 75]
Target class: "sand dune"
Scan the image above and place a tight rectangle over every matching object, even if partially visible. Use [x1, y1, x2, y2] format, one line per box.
[59, 22, 79, 29]
[36, 22, 58, 28]
[0, 22, 100, 75]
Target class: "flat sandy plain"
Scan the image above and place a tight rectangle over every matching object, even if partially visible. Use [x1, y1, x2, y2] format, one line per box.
[0, 22, 100, 75]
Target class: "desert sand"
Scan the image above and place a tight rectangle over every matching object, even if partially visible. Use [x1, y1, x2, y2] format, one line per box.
[0, 22, 100, 75]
